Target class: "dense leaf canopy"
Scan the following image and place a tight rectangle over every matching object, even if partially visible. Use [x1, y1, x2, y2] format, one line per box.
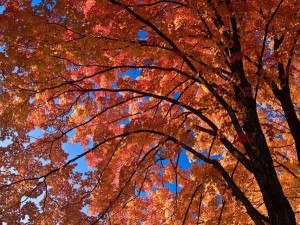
[0, 0, 300, 224]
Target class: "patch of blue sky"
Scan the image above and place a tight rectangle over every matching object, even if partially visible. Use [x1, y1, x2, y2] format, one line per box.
[62, 141, 91, 173]
[27, 126, 92, 174]
[31, 0, 42, 6]
[19, 190, 47, 223]
[153, 150, 192, 194]
[53, 98, 60, 105]
[62, 129, 95, 173]
[173, 91, 180, 100]
[160, 157, 168, 166]
[12, 66, 19, 73]
[66, 65, 77, 71]
[0, 44, 6, 52]
[81, 205, 91, 216]
[152, 186, 158, 192]
[111, 81, 123, 97]
[191, 213, 198, 219]
[135, 189, 147, 198]
[190, 150, 223, 165]
[28, 127, 47, 139]
[111, 81, 118, 89]
[21, 215, 30, 224]
[21, 191, 45, 209]
[88, 91, 95, 100]
[118, 118, 131, 126]
[138, 100, 145, 106]
[0, 138, 12, 147]
[179, 149, 192, 170]
[166, 181, 182, 193]
[38, 157, 51, 166]
[25, 126, 47, 148]
[29, 97, 35, 104]
[32, 0, 54, 10]
[113, 33, 153, 95]
[155, 154, 168, 176]
[210, 153, 223, 160]
[117, 68, 142, 81]
[189, 129, 197, 137]
[61, 15, 67, 23]
[134, 96, 150, 107]
[0, 5, 5, 14]
[216, 193, 222, 202]
[137, 30, 148, 40]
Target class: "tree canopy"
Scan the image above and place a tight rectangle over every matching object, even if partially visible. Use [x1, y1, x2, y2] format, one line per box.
[0, 0, 300, 224]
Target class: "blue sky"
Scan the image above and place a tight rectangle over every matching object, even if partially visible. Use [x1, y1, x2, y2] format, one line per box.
[32, 0, 42, 6]
[0, 5, 4, 14]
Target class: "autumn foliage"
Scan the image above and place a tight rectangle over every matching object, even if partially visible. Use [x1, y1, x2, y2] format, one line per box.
[1, 0, 300, 224]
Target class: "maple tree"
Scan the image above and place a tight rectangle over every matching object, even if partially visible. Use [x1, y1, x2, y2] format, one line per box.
[0, 0, 300, 224]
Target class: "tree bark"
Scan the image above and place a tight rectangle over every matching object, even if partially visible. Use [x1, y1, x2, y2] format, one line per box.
[273, 85, 300, 165]
[243, 97, 296, 225]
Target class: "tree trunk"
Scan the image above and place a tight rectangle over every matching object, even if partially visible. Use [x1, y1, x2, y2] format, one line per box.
[245, 98, 296, 225]
[254, 165, 296, 225]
